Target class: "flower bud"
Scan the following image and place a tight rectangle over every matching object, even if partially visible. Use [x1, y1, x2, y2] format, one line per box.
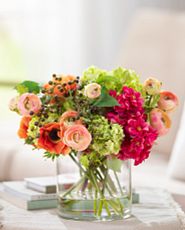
[144, 77, 161, 95]
[9, 96, 20, 112]
[84, 83, 101, 99]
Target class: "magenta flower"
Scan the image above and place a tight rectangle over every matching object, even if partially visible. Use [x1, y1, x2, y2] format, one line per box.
[108, 86, 145, 126]
[126, 118, 149, 137]
[107, 86, 158, 165]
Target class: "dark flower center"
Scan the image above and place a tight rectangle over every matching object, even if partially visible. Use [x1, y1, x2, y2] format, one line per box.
[49, 128, 60, 142]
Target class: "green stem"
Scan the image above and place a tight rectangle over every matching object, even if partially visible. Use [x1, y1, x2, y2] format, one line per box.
[69, 153, 86, 174]
[148, 95, 152, 106]
[94, 189, 98, 215]
[108, 200, 122, 215]
[103, 200, 111, 217]
[89, 170, 102, 196]
[61, 176, 84, 198]
[102, 167, 108, 194]
[97, 200, 104, 217]
[95, 167, 124, 216]
[113, 171, 124, 196]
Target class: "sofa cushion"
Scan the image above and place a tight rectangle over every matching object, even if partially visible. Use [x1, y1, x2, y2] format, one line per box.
[168, 101, 185, 181]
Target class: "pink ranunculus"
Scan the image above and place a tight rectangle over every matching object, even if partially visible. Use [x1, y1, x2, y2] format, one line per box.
[17, 93, 42, 116]
[150, 108, 171, 136]
[158, 91, 179, 112]
[63, 124, 92, 151]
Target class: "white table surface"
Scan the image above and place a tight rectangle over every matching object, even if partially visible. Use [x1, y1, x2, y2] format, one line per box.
[0, 188, 185, 230]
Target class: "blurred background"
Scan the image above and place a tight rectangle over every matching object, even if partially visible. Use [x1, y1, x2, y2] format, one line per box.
[1, 0, 185, 191]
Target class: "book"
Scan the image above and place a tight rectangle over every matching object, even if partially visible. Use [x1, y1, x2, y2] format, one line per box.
[24, 174, 79, 194]
[3, 181, 57, 201]
[0, 184, 57, 210]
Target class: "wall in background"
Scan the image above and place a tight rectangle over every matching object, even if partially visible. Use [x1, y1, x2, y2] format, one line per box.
[0, 0, 185, 81]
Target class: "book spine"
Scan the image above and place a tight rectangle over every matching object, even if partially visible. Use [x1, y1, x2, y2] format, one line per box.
[3, 185, 57, 201]
[27, 199, 58, 210]
[30, 194, 57, 201]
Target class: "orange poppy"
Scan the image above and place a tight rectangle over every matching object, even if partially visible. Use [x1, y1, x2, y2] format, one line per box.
[17, 116, 31, 139]
[37, 122, 70, 155]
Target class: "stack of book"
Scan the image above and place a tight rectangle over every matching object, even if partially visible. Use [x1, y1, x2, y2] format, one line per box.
[0, 174, 78, 210]
[0, 175, 139, 210]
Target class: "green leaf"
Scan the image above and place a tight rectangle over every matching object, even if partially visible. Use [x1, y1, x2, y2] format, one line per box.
[15, 80, 41, 95]
[80, 155, 89, 168]
[43, 151, 59, 161]
[93, 87, 119, 107]
[24, 136, 34, 145]
[15, 84, 28, 95]
[107, 157, 122, 173]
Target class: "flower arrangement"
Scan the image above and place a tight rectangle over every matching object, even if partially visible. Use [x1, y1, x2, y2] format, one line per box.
[9, 66, 178, 220]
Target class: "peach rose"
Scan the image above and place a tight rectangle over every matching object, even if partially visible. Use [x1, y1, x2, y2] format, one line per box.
[59, 110, 82, 139]
[18, 116, 31, 139]
[17, 93, 41, 116]
[150, 108, 171, 136]
[63, 124, 92, 151]
[60, 110, 81, 126]
[37, 122, 71, 155]
[84, 83, 101, 99]
[158, 91, 179, 112]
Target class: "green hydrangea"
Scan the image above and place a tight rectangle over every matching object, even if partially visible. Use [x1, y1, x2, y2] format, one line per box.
[81, 66, 143, 93]
[27, 113, 59, 145]
[87, 115, 124, 156]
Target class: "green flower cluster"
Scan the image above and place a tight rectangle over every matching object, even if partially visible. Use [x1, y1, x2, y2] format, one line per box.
[87, 115, 124, 156]
[81, 66, 143, 93]
[27, 113, 59, 144]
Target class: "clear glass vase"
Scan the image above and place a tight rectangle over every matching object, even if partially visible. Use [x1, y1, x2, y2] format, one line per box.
[56, 154, 132, 221]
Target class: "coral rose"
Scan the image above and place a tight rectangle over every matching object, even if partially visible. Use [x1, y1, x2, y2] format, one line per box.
[18, 116, 31, 139]
[158, 91, 179, 112]
[150, 108, 171, 136]
[17, 93, 41, 116]
[37, 122, 71, 155]
[63, 124, 92, 151]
